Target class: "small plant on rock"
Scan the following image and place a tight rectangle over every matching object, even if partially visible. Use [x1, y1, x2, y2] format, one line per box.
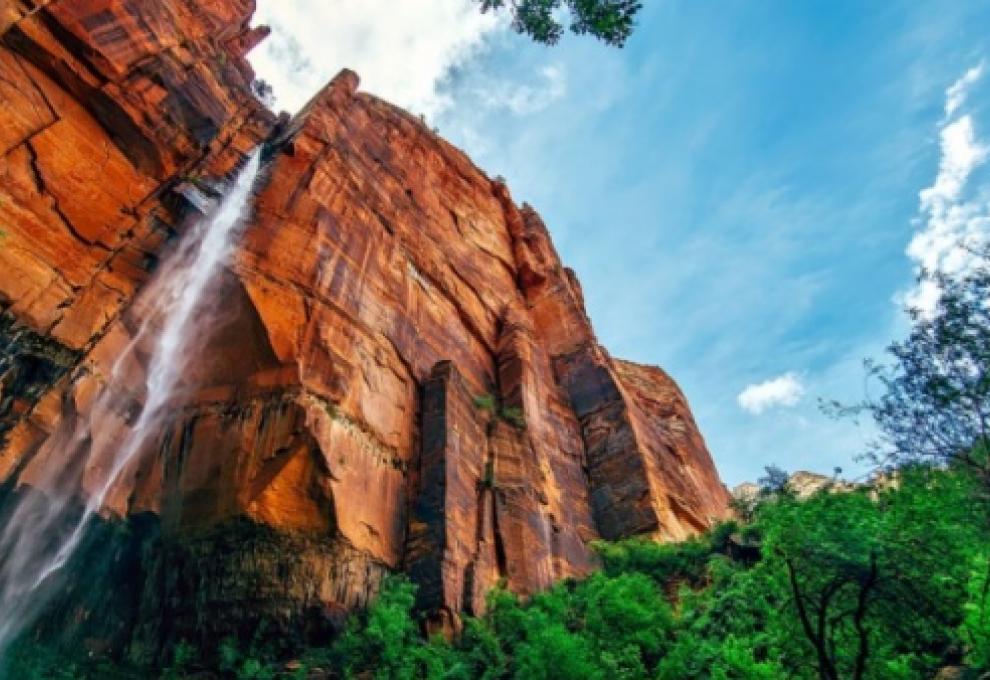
[483, 461, 496, 489]
[500, 406, 526, 430]
[473, 393, 497, 413]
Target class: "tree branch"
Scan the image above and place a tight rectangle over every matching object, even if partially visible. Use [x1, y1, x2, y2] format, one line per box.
[852, 551, 879, 680]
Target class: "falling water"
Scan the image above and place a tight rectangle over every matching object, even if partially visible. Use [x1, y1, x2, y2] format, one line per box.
[0, 149, 262, 658]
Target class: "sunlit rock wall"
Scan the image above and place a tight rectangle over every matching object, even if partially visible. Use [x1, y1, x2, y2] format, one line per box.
[0, 0, 731, 658]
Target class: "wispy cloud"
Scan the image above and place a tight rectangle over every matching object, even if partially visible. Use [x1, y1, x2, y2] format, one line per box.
[945, 61, 985, 118]
[250, 0, 503, 116]
[918, 116, 988, 211]
[470, 64, 568, 115]
[737, 373, 805, 415]
[904, 62, 990, 315]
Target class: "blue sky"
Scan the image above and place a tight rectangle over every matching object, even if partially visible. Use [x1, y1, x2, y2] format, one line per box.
[252, 0, 990, 486]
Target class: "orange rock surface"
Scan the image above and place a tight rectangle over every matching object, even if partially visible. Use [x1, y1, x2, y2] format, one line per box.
[0, 0, 730, 650]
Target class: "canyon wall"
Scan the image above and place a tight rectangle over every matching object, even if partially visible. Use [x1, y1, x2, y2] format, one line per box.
[0, 0, 730, 659]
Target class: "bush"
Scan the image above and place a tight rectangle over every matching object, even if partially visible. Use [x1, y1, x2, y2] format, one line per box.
[472, 393, 496, 413]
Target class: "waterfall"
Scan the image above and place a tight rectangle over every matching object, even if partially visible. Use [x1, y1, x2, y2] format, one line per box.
[0, 149, 262, 659]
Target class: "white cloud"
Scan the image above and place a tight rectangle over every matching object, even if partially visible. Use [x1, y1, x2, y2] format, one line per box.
[918, 116, 988, 212]
[904, 62, 990, 316]
[945, 61, 985, 118]
[737, 373, 805, 415]
[250, 1, 504, 116]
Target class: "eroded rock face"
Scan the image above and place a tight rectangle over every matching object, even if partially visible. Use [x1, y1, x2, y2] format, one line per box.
[0, 0, 730, 658]
[731, 471, 859, 505]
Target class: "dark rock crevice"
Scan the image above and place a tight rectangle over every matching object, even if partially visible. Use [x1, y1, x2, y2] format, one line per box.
[0, 310, 79, 448]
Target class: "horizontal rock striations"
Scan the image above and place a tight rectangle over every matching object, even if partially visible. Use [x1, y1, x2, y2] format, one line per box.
[0, 0, 730, 659]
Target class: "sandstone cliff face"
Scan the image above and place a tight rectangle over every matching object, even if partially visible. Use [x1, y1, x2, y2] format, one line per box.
[0, 0, 730, 657]
[0, 0, 271, 457]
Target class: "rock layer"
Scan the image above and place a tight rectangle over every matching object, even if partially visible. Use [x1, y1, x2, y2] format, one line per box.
[0, 0, 730, 658]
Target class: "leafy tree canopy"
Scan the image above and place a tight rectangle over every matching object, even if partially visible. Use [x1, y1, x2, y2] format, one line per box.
[477, 0, 643, 47]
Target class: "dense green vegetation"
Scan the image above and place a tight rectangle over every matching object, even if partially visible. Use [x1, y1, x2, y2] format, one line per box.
[296, 471, 986, 678]
[7, 232, 990, 680]
[5, 466, 988, 679]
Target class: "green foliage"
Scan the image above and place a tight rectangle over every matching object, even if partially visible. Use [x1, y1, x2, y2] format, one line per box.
[482, 460, 496, 489]
[473, 393, 496, 413]
[1, 639, 143, 679]
[473, 394, 527, 429]
[593, 525, 724, 588]
[218, 636, 240, 674]
[309, 566, 678, 680]
[477, 573, 673, 680]
[476, 0, 643, 47]
[828, 251, 990, 492]
[318, 575, 458, 679]
[759, 467, 981, 679]
[306, 472, 985, 678]
[962, 553, 990, 669]
[757, 464, 792, 497]
[161, 640, 197, 679]
[215, 636, 277, 680]
[8, 466, 988, 678]
[498, 406, 526, 430]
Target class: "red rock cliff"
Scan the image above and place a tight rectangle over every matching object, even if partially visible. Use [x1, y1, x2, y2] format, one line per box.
[0, 0, 730, 655]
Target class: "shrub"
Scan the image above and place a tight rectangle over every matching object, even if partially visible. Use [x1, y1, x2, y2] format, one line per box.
[473, 393, 496, 413]
[498, 406, 526, 430]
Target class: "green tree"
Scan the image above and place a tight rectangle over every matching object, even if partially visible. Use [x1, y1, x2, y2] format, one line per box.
[331, 575, 424, 678]
[962, 551, 990, 670]
[575, 572, 672, 672]
[594, 533, 714, 589]
[656, 550, 792, 679]
[326, 575, 463, 680]
[476, 0, 643, 47]
[759, 468, 979, 679]
[835, 259, 990, 491]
